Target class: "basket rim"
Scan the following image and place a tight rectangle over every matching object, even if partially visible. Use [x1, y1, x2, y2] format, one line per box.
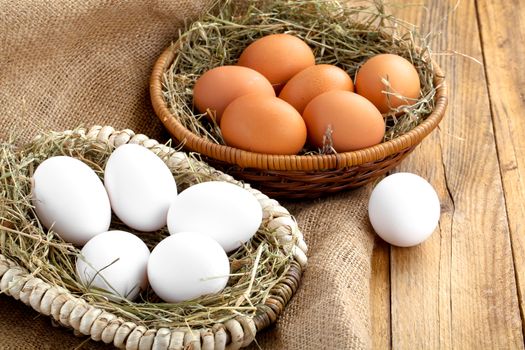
[150, 36, 448, 172]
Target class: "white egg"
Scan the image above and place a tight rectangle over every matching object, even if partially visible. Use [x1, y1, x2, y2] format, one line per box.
[76, 230, 150, 301]
[167, 181, 262, 252]
[368, 172, 441, 247]
[32, 156, 111, 245]
[104, 144, 177, 232]
[148, 232, 230, 303]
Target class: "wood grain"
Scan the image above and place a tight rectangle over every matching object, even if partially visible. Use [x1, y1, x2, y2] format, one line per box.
[475, 0, 525, 332]
[370, 238, 391, 350]
[370, 0, 525, 348]
[390, 132, 453, 349]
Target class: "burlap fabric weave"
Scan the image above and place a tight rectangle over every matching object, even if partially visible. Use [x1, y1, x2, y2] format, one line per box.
[0, 1, 375, 349]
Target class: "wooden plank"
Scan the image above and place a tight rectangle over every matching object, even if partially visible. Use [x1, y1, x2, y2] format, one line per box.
[389, 131, 453, 349]
[370, 237, 391, 349]
[387, 0, 524, 348]
[475, 0, 525, 333]
[386, 4, 454, 349]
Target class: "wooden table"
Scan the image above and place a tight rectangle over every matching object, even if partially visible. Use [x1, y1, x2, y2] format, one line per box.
[370, 0, 525, 348]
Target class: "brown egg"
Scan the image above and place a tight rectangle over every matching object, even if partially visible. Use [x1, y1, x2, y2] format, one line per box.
[193, 65, 275, 123]
[279, 64, 354, 114]
[237, 34, 315, 91]
[355, 54, 421, 113]
[220, 94, 307, 155]
[302, 90, 385, 152]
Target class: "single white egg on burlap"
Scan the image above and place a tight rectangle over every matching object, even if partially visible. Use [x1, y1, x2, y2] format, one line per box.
[368, 172, 440, 247]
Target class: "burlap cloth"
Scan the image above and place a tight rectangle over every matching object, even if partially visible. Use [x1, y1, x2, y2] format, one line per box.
[0, 1, 376, 349]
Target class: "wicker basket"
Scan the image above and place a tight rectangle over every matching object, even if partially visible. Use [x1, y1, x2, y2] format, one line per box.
[149, 9, 448, 199]
[0, 125, 307, 350]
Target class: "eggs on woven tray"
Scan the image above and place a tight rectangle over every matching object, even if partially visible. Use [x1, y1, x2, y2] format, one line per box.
[32, 145, 263, 303]
[192, 33, 421, 154]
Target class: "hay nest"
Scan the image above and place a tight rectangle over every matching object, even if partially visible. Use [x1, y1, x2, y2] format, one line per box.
[0, 125, 307, 349]
[162, 0, 440, 154]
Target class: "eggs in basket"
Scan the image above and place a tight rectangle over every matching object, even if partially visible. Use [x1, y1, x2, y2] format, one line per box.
[32, 143, 263, 303]
[192, 33, 421, 155]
